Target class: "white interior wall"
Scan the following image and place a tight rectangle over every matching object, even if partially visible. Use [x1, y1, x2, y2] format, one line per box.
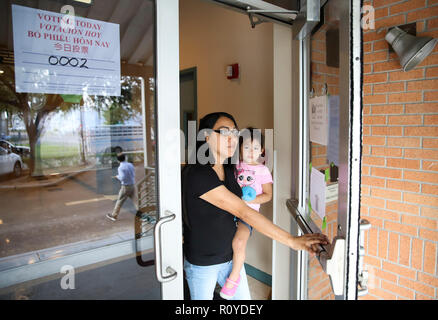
[179, 0, 274, 275]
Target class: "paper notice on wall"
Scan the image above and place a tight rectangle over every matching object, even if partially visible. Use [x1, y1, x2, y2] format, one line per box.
[325, 182, 338, 203]
[310, 167, 326, 220]
[12, 4, 120, 96]
[327, 95, 340, 166]
[309, 95, 328, 146]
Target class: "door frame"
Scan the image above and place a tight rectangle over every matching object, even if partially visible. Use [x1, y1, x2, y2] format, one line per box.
[288, 0, 363, 300]
[0, 0, 183, 300]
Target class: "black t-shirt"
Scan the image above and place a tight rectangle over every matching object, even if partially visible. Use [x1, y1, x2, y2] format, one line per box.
[182, 164, 242, 266]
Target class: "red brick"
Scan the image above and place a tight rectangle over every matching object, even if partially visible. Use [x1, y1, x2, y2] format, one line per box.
[371, 104, 404, 114]
[408, 6, 438, 22]
[387, 115, 422, 125]
[363, 31, 386, 42]
[423, 138, 438, 148]
[373, 60, 402, 72]
[424, 241, 437, 274]
[387, 200, 420, 215]
[418, 272, 438, 289]
[388, 232, 399, 263]
[363, 156, 386, 166]
[364, 253, 382, 271]
[399, 235, 411, 266]
[388, 92, 423, 103]
[363, 63, 372, 74]
[389, 69, 424, 81]
[363, 84, 373, 95]
[405, 103, 438, 114]
[389, 0, 426, 15]
[422, 184, 438, 196]
[399, 277, 435, 297]
[387, 137, 421, 147]
[405, 149, 438, 160]
[374, 0, 404, 8]
[422, 160, 438, 172]
[402, 215, 437, 230]
[404, 170, 438, 183]
[373, 82, 404, 93]
[363, 95, 388, 105]
[387, 179, 420, 192]
[364, 73, 388, 84]
[371, 147, 403, 157]
[386, 158, 420, 170]
[372, 167, 402, 179]
[370, 207, 400, 221]
[362, 176, 386, 187]
[381, 280, 415, 299]
[419, 53, 438, 66]
[362, 196, 386, 209]
[368, 227, 379, 256]
[383, 260, 416, 280]
[424, 91, 438, 101]
[363, 136, 386, 146]
[378, 229, 389, 260]
[403, 193, 438, 207]
[368, 287, 397, 300]
[419, 229, 438, 242]
[425, 66, 438, 78]
[412, 238, 423, 270]
[385, 220, 418, 236]
[421, 206, 438, 219]
[375, 14, 406, 30]
[424, 115, 438, 125]
[364, 51, 388, 64]
[373, 39, 389, 51]
[407, 79, 438, 91]
[405, 127, 438, 137]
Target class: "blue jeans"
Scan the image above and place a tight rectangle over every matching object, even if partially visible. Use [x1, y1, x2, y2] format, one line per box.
[184, 259, 252, 300]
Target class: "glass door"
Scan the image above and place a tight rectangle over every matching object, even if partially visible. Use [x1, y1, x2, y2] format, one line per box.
[0, 0, 182, 299]
[288, 0, 362, 300]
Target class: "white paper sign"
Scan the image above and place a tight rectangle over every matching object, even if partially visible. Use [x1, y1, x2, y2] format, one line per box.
[310, 167, 326, 219]
[309, 95, 328, 146]
[12, 5, 121, 96]
[325, 182, 338, 203]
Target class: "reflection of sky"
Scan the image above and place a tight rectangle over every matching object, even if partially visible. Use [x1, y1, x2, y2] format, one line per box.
[45, 107, 142, 134]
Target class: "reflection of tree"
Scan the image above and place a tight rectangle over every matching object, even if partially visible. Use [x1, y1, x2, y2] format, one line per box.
[0, 65, 74, 175]
[0, 66, 140, 175]
[94, 76, 141, 125]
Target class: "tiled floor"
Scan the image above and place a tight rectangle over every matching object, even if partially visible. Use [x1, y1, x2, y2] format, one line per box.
[247, 275, 271, 300]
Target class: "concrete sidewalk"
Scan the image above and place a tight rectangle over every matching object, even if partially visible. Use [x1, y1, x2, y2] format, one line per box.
[0, 165, 101, 190]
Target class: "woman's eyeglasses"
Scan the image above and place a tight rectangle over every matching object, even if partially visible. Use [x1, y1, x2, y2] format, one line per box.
[212, 129, 240, 137]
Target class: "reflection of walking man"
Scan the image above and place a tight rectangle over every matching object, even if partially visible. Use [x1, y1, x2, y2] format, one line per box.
[106, 153, 138, 221]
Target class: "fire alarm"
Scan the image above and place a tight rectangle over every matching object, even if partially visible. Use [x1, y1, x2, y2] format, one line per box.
[226, 63, 239, 79]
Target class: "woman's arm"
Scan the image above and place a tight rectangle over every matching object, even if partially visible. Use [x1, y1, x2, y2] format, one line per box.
[200, 185, 329, 255]
[247, 183, 272, 205]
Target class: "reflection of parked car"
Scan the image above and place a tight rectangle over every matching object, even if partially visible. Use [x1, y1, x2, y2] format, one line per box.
[0, 140, 30, 158]
[0, 146, 22, 177]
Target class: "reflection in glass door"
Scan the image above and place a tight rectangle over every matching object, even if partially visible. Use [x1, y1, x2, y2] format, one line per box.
[297, 0, 362, 300]
[0, 0, 180, 299]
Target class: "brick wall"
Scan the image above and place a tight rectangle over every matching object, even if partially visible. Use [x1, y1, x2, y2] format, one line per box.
[361, 0, 438, 300]
[307, 17, 339, 300]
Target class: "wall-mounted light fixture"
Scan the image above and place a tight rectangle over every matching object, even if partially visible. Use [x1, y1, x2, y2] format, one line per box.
[385, 26, 437, 72]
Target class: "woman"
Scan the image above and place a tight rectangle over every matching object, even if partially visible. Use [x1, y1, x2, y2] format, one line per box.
[182, 112, 328, 300]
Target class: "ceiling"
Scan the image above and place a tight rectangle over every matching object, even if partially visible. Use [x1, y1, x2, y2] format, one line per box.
[0, 0, 154, 66]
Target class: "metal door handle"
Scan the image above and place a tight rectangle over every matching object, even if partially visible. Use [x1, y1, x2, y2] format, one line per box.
[154, 210, 177, 283]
